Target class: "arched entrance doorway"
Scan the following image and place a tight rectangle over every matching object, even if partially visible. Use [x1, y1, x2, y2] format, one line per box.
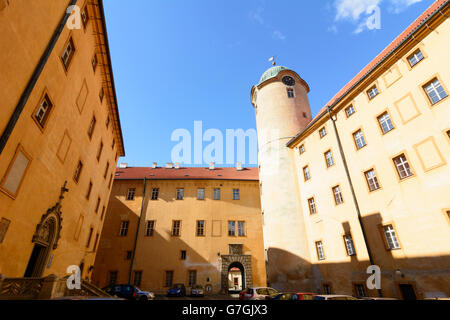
[228, 262, 245, 293]
[24, 217, 57, 277]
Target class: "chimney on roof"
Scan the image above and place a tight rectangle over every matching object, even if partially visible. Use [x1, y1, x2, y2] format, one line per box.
[119, 163, 128, 169]
[152, 162, 157, 169]
[166, 162, 173, 169]
[174, 162, 180, 169]
[236, 162, 242, 171]
[209, 162, 215, 170]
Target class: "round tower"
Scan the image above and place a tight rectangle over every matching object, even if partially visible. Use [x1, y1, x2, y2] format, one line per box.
[251, 65, 313, 291]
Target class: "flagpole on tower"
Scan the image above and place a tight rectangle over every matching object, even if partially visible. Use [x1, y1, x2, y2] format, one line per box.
[268, 56, 276, 66]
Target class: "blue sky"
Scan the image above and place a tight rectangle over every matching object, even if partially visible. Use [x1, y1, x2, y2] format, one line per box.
[103, 0, 435, 167]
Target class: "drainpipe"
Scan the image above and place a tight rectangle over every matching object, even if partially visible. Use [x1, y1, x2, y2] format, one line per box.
[327, 106, 383, 298]
[128, 177, 146, 284]
[0, 0, 78, 156]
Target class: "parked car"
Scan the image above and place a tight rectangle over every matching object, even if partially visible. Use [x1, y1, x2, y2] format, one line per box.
[52, 296, 126, 300]
[168, 283, 186, 297]
[268, 292, 316, 300]
[314, 294, 358, 300]
[101, 284, 155, 301]
[190, 284, 204, 297]
[360, 297, 398, 300]
[239, 287, 278, 300]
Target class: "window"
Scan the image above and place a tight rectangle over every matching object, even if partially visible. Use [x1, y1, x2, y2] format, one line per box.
[112, 139, 116, 150]
[197, 188, 205, 200]
[133, 271, 142, 287]
[74, 161, 83, 183]
[233, 188, 240, 200]
[213, 188, 221, 200]
[95, 197, 101, 213]
[0, 145, 31, 198]
[407, 49, 424, 67]
[91, 54, 97, 72]
[393, 154, 413, 179]
[303, 166, 311, 181]
[377, 112, 395, 134]
[302, 112, 307, 118]
[181, 250, 186, 260]
[104, 162, 109, 179]
[99, 87, 104, 102]
[146, 220, 155, 236]
[86, 227, 93, 248]
[367, 85, 379, 100]
[101, 206, 106, 221]
[119, 221, 129, 237]
[196, 220, 205, 236]
[61, 37, 75, 70]
[176, 188, 184, 200]
[126, 250, 132, 260]
[151, 188, 159, 200]
[383, 224, 400, 250]
[238, 221, 246, 237]
[188, 270, 197, 286]
[165, 271, 173, 287]
[354, 284, 366, 298]
[228, 221, 236, 236]
[87, 116, 96, 139]
[332, 185, 343, 205]
[96, 141, 103, 161]
[127, 188, 136, 200]
[308, 197, 317, 215]
[319, 127, 327, 138]
[81, 5, 89, 28]
[172, 220, 181, 236]
[365, 169, 380, 191]
[299, 145, 305, 154]
[287, 88, 295, 98]
[93, 233, 99, 252]
[345, 105, 355, 117]
[424, 78, 448, 105]
[109, 271, 118, 286]
[315, 241, 325, 260]
[324, 150, 334, 168]
[86, 181, 93, 199]
[34, 94, 53, 128]
[344, 234, 356, 256]
[353, 130, 367, 149]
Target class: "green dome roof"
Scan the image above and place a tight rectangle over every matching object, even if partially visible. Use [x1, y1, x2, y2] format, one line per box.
[259, 65, 290, 84]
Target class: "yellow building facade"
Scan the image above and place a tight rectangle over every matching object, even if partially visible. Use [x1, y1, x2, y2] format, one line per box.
[0, 0, 124, 280]
[251, 0, 450, 299]
[92, 165, 266, 294]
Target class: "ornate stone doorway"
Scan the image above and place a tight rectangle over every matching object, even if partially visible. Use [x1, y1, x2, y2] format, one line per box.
[228, 262, 244, 292]
[221, 254, 252, 293]
[24, 182, 67, 277]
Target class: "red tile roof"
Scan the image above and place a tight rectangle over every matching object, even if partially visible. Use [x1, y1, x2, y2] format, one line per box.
[114, 166, 259, 181]
[288, 0, 448, 146]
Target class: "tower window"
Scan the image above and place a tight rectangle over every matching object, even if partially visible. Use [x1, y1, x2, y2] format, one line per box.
[287, 88, 295, 98]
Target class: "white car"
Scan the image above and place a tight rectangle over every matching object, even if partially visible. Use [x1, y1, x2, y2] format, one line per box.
[239, 287, 278, 300]
[190, 285, 204, 297]
[314, 294, 358, 300]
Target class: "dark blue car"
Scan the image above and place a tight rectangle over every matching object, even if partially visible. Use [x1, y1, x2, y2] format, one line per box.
[167, 283, 186, 297]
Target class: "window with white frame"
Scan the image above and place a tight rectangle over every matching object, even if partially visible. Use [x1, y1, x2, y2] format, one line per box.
[303, 166, 311, 181]
[424, 78, 448, 105]
[119, 221, 129, 237]
[196, 220, 205, 236]
[407, 49, 424, 67]
[299, 144, 305, 154]
[377, 112, 395, 134]
[344, 234, 356, 256]
[151, 188, 159, 200]
[364, 169, 380, 191]
[61, 38, 75, 70]
[345, 105, 355, 117]
[393, 154, 413, 179]
[35, 94, 53, 127]
[228, 221, 236, 236]
[172, 220, 181, 236]
[213, 188, 221, 200]
[308, 197, 317, 214]
[197, 188, 205, 200]
[319, 127, 327, 138]
[233, 188, 240, 200]
[353, 130, 367, 149]
[383, 224, 400, 250]
[238, 221, 246, 236]
[126, 188, 135, 200]
[176, 188, 184, 200]
[315, 241, 325, 260]
[367, 85, 379, 100]
[332, 185, 343, 205]
[324, 150, 334, 167]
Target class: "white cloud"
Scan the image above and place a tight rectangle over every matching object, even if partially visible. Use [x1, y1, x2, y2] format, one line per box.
[272, 30, 286, 40]
[250, 7, 264, 25]
[332, 0, 424, 33]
